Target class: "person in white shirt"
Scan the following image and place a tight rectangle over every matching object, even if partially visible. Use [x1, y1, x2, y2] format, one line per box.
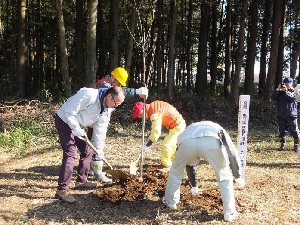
[163, 121, 245, 222]
[54, 86, 125, 203]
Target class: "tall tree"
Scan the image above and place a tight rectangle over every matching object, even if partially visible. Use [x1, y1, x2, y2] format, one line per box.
[264, 0, 284, 100]
[56, 0, 71, 96]
[75, 0, 85, 89]
[86, 0, 98, 87]
[186, 0, 193, 92]
[125, 1, 137, 79]
[0, 3, 2, 40]
[258, 0, 271, 96]
[290, 40, 300, 78]
[244, 0, 258, 96]
[275, 0, 286, 85]
[17, 0, 27, 98]
[155, 0, 164, 93]
[33, 0, 44, 94]
[209, 1, 218, 95]
[224, 0, 232, 97]
[109, 0, 120, 71]
[232, 0, 248, 102]
[167, 0, 177, 97]
[97, 0, 105, 78]
[195, 2, 210, 96]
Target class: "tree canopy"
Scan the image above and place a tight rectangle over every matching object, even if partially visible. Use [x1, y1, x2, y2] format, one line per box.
[0, 0, 299, 101]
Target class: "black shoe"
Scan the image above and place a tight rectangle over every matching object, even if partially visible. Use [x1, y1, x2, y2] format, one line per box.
[294, 144, 299, 152]
[278, 143, 285, 151]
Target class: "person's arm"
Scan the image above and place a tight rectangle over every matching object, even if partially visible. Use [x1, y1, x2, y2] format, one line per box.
[123, 87, 148, 99]
[62, 88, 91, 131]
[148, 113, 163, 143]
[186, 165, 198, 187]
[123, 87, 137, 98]
[91, 108, 114, 154]
[271, 85, 281, 101]
[219, 129, 242, 179]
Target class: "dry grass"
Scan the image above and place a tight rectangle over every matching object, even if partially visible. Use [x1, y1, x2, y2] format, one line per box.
[0, 99, 300, 224]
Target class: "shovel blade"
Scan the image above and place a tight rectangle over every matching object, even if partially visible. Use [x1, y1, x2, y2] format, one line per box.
[129, 161, 137, 175]
[106, 169, 128, 180]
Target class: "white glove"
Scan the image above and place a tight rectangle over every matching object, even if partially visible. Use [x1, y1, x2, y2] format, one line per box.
[235, 178, 245, 189]
[73, 127, 86, 137]
[136, 145, 150, 154]
[191, 186, 202, 196]
[136, 87, 148, 99]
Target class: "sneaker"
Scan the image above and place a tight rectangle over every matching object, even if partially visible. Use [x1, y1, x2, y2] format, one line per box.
[94, 172, 112, 183]
[75, 181, 97, 189]
[55, 190, 76, 203]
[224, 211, 239, 222]
[157, 164, 170, 173]
[162, 197, 177, 210]
[278, 143, 285, 151]
[294, 144, 299, 152]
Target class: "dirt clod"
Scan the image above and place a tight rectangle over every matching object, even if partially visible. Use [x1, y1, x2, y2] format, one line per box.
[96, 165, 222, 213]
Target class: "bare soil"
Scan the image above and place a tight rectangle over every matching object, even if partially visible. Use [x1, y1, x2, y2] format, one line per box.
[0, 99, 300, 225]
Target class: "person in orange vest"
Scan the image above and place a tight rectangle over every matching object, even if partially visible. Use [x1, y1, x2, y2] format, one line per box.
[132, 100, 186, 171]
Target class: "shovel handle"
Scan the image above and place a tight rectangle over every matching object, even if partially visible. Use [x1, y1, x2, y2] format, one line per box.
[77, 136, 113, 170]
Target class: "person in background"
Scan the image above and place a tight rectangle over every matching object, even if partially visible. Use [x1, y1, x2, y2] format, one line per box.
[163, 121, 245, 222]
[94, 67, 148, 98]
[271, 77, 300, 152]
[132, 100, 186, 171]
[89, 67, 148, 182]
[54, 86, 125, 203]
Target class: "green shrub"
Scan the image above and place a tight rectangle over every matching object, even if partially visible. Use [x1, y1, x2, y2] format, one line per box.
[0, 120, 45, 154]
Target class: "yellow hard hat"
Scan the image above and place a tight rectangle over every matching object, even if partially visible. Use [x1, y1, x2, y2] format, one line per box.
[111, 67, 128, 87]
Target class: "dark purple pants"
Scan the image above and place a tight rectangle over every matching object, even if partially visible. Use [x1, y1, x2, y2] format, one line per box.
[54, 115, 93, 190]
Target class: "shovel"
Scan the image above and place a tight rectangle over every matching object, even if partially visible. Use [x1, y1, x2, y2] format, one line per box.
[78, 136, 128, 180]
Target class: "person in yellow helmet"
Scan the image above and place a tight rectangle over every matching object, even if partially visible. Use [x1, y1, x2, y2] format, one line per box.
[89, 67, 148, 182]
[94, 67, 148, 98]
[95, 67, 128, 88]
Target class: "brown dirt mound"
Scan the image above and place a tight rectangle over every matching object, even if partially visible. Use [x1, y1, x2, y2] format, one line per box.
[96, 165, 222, 212]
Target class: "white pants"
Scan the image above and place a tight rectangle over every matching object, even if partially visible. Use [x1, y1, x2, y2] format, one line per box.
[164, 136, 236, 214]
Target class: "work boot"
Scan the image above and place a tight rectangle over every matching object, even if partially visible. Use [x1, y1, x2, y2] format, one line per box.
[55, 190, 76, 203]
[94, 172, 112, 183]
[75, 181, 97, 189]
[294, 144, 299, 152]
[278, 142, 285, 151]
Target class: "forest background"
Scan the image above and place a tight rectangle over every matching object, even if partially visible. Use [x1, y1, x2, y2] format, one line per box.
[1, 0, 300, 102]
[1, 1, 300, 224]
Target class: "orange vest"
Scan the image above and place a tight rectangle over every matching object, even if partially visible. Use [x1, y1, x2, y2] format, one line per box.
[146, 101, 183, 130]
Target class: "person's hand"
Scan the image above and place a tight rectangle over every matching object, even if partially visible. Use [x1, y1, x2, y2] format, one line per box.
[191, 187, 202, 196]
[136, 145, 150, 154]
[73, 127, 86, 137]
[136, 87, 148, 99]
[277, 84, 286, 92]
[235, 178, 245, 189]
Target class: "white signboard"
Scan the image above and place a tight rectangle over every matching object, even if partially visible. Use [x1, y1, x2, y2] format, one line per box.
[237, 95, 250, 180]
